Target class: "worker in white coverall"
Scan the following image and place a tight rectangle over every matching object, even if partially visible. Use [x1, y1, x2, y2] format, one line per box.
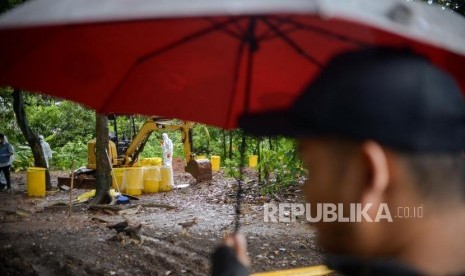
[39, 135, 52, 168]
[161, 133, 173, 167]
[161, 133, 174, 190]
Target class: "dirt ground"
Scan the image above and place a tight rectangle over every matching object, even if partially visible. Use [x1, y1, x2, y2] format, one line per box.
[0, 159, 325, 275]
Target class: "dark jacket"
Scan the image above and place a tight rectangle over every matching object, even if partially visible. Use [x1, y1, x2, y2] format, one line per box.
[0, 141, 13, 165]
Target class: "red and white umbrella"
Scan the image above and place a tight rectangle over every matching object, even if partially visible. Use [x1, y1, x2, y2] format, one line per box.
[1, 0, 464, 128]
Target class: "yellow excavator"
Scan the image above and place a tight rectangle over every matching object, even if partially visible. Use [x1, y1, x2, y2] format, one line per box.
[87, 117, 212, 182]
[57, 117, 212, 188]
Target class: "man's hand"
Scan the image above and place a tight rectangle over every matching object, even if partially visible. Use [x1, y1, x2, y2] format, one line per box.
[223, 233, 250, 267]
[211, 233, 250, 276]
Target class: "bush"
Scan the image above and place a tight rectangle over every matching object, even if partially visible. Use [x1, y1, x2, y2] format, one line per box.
[53, 140, 88, 170]
[11, 145, 34, 171]
[258, 138, 306, 195]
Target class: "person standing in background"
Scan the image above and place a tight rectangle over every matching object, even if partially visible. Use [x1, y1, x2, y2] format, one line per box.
[161, 133, 173, 167]
[0, 133, 14, 193]
[39, 135, 52, 168]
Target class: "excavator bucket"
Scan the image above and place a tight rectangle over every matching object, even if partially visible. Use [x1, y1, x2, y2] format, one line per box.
[185, 159, 212, 182]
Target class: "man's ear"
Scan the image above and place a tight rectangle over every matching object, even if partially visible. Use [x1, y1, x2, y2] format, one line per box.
[360, 141, 390, 205]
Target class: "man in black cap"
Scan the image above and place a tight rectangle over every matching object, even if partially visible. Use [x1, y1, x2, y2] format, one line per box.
[213, 47, 465, 275]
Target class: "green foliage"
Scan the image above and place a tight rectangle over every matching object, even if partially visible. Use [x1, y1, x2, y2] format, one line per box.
[418, 0, 465, 15]
[223, 158, 241, 180]
[0, 88, 23, 144]
[53, 140, 88, 170]
[25, 99, 95, 148]
[23, 97, 95, 169]
[219, 133, 305, 196]
[192, 125, 211, 156]
[258, 138, 306, 195]
[1, 91, 95, 170]
[11, 145, 34, 171]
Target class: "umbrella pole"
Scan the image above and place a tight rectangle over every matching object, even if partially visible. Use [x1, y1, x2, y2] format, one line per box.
[234, 134, 247, 233]
[234, 17, 257, 233]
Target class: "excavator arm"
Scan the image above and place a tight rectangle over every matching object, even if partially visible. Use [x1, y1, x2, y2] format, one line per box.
[122, 119, 160, 166]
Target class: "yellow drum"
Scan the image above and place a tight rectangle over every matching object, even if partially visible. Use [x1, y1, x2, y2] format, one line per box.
[150, 157, 162, 166]
[123, 167, 143, 196]
[138, 157, 163, 167]
[112, 168, 125, 191]
[249, 155, 258, 168]
[27, 167, 46, 197]
[211, 155, 220, 171]
[143, 166, 161, 193]
[159, 166, 173, 192]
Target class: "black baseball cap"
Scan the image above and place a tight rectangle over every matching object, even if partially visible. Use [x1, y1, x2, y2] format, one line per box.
[239, 48, 465, 153]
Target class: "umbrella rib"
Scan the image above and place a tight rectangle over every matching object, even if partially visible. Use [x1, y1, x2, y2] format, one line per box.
[204, 18, 244, 40]
[257, 15, 297, 41]
[271, 16, 370, 48]
[137, 17, 242, 64]
[99, 17, 242, 112]
[225, 33, 247, 128]
[260, 25, 301, 41]
[260, 17, 324, 68]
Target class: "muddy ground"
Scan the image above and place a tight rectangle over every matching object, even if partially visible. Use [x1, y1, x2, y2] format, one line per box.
[0, 159, 325, 275]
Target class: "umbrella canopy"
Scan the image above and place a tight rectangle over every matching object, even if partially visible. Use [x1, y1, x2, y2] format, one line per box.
[1, 0, 465, 129]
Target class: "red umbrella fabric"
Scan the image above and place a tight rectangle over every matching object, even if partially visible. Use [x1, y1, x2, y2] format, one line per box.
[1, 0, 465, 129]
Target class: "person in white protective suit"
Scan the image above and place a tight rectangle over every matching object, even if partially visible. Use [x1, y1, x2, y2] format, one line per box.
[39, 135, 52, 168]
[161, 133, 173, 167]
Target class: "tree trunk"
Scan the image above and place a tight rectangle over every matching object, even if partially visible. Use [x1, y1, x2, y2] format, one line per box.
[12, 90, 52, 190]
[257, 138, 261, 183]
[222, 130, 227, 159]
[91, 113, 112, 205]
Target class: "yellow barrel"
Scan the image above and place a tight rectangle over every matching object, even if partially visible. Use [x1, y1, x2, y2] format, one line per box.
[249, 155, 258, 168]
[152, 157, 162, 166]
[138, 157, 163, 167]
[112, 168, 125, 191]
[211, 155, 220, 171]
[123, 167, 143, 196]
[143, 166, 161, 193]
[159, 166, 173, 192]
[27, 167, 46, 197]
[138, 158, 149, 166]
